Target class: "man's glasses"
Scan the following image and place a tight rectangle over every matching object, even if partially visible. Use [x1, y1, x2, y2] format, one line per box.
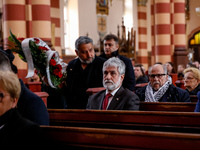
[149, 74, 166, 79]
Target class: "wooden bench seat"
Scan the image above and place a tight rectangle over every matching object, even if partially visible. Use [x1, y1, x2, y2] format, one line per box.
[48, 109, 200, 133]
[139, 102, 196, 112]
[41, 125, 200, 149]
[190, 95, 198, 102]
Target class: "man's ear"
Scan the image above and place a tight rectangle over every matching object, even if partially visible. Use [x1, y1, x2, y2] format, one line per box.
[120, 74, 125, 82]
[75, 50, 79, 56]
[11, 98, 18, 108]
[116, 44, 119, 50]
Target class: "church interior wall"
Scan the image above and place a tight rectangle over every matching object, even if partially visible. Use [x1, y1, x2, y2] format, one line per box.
[78, 0, 124, 50]
[186, 0, 200, 41]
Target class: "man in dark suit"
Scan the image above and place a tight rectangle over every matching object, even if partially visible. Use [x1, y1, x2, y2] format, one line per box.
[87, 57, 140, 110]
[99, 34, 135, 91]
[65, 36, 106, 109]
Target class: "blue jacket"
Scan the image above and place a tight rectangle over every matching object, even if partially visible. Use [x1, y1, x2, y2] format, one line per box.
[195, 91, 200, 112]
[17, 79, 49, 125]
[135, 84, 191, 102]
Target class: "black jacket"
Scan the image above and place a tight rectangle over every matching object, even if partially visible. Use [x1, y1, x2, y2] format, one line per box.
[99, 50, 135, 91]
[0, 108, 42, 149]
[65, 56, 106, 109]
[17, 79, 49, 125]
[135, 84, 191, 102]
[186, 84, 200, 95]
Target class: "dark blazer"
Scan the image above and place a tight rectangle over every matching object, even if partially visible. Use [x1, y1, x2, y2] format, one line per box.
[99, 51, 136, 91]
[135, 84, 191, 102]
[87, 86, 140, 110]
[0, 108, 43, 149]
[17, 79, 49, 125]
[65, 56, 106, 109]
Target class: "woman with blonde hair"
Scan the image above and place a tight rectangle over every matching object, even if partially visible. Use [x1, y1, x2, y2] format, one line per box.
[0, 71, 42, 148]
[183, 67, 200, 95]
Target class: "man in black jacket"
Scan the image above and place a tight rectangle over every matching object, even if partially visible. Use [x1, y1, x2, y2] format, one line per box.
[65, 36, 106, 109]
[99, 34, 135, 91]
[135, 64, 190, 102]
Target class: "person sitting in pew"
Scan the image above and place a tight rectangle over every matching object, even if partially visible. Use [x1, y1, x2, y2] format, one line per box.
[177, 64, 185, 80]
[134, 64, 148, 84]
[0, 49, 49, 125]
[87, 57, 140, 110]
[183, 67, 200, 95]
[195, 91, 200, 112]
[135, 64, 190, 102]
[0, 71, 43, 148]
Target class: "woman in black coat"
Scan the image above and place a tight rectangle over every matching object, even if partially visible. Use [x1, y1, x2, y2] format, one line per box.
[0, 71, 43, 149]
[183, 67, 200, 95]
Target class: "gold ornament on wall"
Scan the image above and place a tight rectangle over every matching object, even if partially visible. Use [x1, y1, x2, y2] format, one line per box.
[96, 0, 109, 15]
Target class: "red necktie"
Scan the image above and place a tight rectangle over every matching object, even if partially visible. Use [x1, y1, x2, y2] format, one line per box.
[102, 93, 112, 110]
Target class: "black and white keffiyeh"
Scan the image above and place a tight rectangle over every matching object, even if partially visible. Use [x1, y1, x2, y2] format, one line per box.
[145, 76, 172, 102]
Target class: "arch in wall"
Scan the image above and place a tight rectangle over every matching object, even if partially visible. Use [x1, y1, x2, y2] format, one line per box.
[188, 26, 200, 62]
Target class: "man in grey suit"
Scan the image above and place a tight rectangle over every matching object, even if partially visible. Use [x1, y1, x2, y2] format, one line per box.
[87, 57, 140, 110]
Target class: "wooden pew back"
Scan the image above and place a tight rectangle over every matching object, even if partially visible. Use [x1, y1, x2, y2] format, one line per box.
[48, 109, 200, 129]
[139, 102, 196, 112]
[41, 125, 200, 150]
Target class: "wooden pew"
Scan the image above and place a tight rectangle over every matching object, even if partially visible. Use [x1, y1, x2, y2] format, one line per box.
[190, 95, 198, 102]
[139, 102, 196, 112]
[86, 87, 105, 96]
[135, 83, 148, 91]
[48, 109, 200, 133]
[41, 125, 200, 149]
[26, 81, 42, 92]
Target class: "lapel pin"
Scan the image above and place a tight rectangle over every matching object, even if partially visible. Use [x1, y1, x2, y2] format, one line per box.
[70, 69, 72, 71]
[116, 98, 119, 101]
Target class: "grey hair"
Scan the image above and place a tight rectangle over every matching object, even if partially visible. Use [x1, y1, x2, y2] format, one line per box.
[103, 57, 126, 75]
[0, 52, 12, 72]
[75, 36, 93, 51]
[148, 64, 168, 75]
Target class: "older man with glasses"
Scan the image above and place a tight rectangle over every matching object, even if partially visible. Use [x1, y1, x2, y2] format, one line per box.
[135, 64, 190, 102]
